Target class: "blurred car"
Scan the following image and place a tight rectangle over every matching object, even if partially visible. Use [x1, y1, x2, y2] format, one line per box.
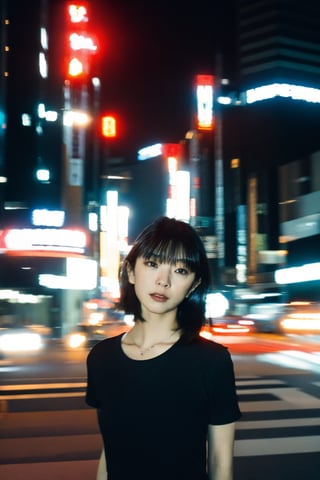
[201, 315, 255, 338]
[65, 315, 133, 349]
[243, 301, 320, 334]
[204, 291, 255, 336]
[0, 323, 51, 357]
[242, 303, 288, 333]
[277, 302, 320, 334]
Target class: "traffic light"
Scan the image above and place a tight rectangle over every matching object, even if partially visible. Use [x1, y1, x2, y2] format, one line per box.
[101, 115, 117, 138]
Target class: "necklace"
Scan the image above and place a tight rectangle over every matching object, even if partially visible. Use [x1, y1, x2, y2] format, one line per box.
[124, 330, 179, 356]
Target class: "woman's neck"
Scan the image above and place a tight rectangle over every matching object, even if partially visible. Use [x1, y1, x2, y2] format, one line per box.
[122, 321, 181, 359]
[131, 319, 179, 343]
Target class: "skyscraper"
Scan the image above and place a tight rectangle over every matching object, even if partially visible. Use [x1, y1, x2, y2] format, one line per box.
[238, 0, 320, 89]
[0, 0, 64, 219]
[221, 0, 320, 285]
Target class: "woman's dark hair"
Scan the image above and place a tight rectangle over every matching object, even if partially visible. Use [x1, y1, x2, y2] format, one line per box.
[119, 216, 211, 342]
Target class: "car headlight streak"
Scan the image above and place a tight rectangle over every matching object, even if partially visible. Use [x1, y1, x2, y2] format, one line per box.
[0, 332, 43, 353]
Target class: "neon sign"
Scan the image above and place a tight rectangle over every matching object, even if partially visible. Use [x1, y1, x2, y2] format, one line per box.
[195, 75, 214, 130]
[246, 83, 320, 104]
[1, 228, 87, 254]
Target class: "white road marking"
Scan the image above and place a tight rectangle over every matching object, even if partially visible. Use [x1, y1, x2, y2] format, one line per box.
[0, 383, 86, 391]
[236, 379, 286, 386]
[0, 392, 84, 400]
[234, 435, 320, 457]
[0, 383, 86, 400]
[257, 351, 320, 372]
[237, 417, 320, 429]
[239, 386, 320, 411]
[1, 376, 320, 458]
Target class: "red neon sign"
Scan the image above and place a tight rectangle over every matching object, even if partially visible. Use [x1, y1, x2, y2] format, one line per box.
[195, 74, 214, 131]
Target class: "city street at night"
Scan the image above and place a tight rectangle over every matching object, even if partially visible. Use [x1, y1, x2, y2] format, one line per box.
[1, 2, 320, 479]
[0, 332, 320, 480]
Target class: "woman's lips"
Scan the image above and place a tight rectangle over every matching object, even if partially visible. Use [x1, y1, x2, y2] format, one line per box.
[150, 293, 168, 302]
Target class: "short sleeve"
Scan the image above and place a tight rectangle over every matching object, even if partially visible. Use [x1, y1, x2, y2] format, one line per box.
[206, 347, 241, 425]
[85, 348, 100, 408]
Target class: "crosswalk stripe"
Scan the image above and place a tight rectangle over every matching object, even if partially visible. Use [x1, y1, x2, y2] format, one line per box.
[0, 383, 86, 391]
[238, 386, 320, 411]
[237, 417, 320, 429]
[234, 435, 320, 457]
[236, 379, 286, 386]
[240, 400, 319, 412]
[1, 375, 319, 460]
[256, 352, 320, 372]
[0, 392, 84, 400]
[283, 351, 320, 365]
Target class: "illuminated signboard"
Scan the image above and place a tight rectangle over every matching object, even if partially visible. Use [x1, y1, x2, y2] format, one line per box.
[275, 262, 320, 285]
[32, 209, 65, 227]
[39, 257, 97, 290]
[245, 83, 320, 104]
[1, 228, 87, 254]
[68, 4, 89, 23]
[195, 74, 214, 131]
[65, 3, 97, 79]
[137, 143, 163, 161]
[69, 33, 97, 52]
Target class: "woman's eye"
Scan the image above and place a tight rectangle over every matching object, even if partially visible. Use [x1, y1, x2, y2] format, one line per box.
[145, 260, 157, 268]
[175, 267, 189, 275]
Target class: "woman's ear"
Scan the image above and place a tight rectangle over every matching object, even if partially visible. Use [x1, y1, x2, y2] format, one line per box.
[127, 264, 135, 284]
[186, 278, 201, 298]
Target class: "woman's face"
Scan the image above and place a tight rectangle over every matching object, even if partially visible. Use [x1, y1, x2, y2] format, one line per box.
[127, 255, 200, 319]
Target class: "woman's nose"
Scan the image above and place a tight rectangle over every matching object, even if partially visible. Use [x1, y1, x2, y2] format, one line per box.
[156, 268, 170, 287]
[157, 278, 169, 287]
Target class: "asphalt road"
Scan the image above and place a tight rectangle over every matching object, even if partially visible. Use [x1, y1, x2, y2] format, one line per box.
[0, 333, 320, 480]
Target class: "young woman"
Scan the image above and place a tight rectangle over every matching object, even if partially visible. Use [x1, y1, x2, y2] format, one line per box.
[86, 216, 241, 480]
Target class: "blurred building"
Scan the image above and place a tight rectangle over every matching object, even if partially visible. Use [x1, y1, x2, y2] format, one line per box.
[238, 0, 320, 90]
[0, 0, 101, 336]
[1, 0, 320, 327]
[0, 0, 64, 216]
[219, 0, 320, 298]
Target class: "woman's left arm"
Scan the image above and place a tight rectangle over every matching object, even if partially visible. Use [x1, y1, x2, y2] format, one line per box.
[207, 422, 236, 480]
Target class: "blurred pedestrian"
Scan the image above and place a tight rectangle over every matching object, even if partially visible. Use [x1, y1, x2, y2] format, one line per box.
[86, 216, 241, 480]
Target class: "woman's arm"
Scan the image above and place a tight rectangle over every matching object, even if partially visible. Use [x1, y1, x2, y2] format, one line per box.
[207, 422, 236, 480]
[96, 448, 107, 480]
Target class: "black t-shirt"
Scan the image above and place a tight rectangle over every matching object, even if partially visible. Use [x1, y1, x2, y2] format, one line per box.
[86, 333, 241, 480]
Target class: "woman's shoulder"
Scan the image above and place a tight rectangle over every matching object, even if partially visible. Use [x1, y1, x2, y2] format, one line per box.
[182, 335, 231, 361]
[87, 333, 123, 361]
[194, 334, 228, 351]
[184, 336, 235, 373]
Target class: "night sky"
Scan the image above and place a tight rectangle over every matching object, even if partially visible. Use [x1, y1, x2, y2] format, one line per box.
[90, 0, 238, 161]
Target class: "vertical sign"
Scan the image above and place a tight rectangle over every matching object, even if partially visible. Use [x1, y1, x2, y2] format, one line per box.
[195, 75, 214, 131]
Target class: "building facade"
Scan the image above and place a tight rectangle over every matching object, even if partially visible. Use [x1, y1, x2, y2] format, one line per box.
[1, 0, 320, 328]
[219, 0, 320, 293]
[0, 0, 101, 336]
[238, 0, 320, 89]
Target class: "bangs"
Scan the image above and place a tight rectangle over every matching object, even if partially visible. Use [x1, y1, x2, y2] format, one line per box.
[137, 238, 200, 271]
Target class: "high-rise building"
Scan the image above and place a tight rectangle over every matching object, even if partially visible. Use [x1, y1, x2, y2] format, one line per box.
[238, 0, 320, 89]
[0, 0, 65, 218]
[221, 0, 320, 290]
[1, 0, 320, 306]
[0, 1, 101, 336]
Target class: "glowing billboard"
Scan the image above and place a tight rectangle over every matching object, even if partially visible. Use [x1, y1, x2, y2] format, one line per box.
[0, 228, 87, 255]
[195, 74, 214, 131]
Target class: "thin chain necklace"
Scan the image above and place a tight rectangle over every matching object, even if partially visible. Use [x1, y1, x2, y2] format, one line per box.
[124, 330, 179, 356]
